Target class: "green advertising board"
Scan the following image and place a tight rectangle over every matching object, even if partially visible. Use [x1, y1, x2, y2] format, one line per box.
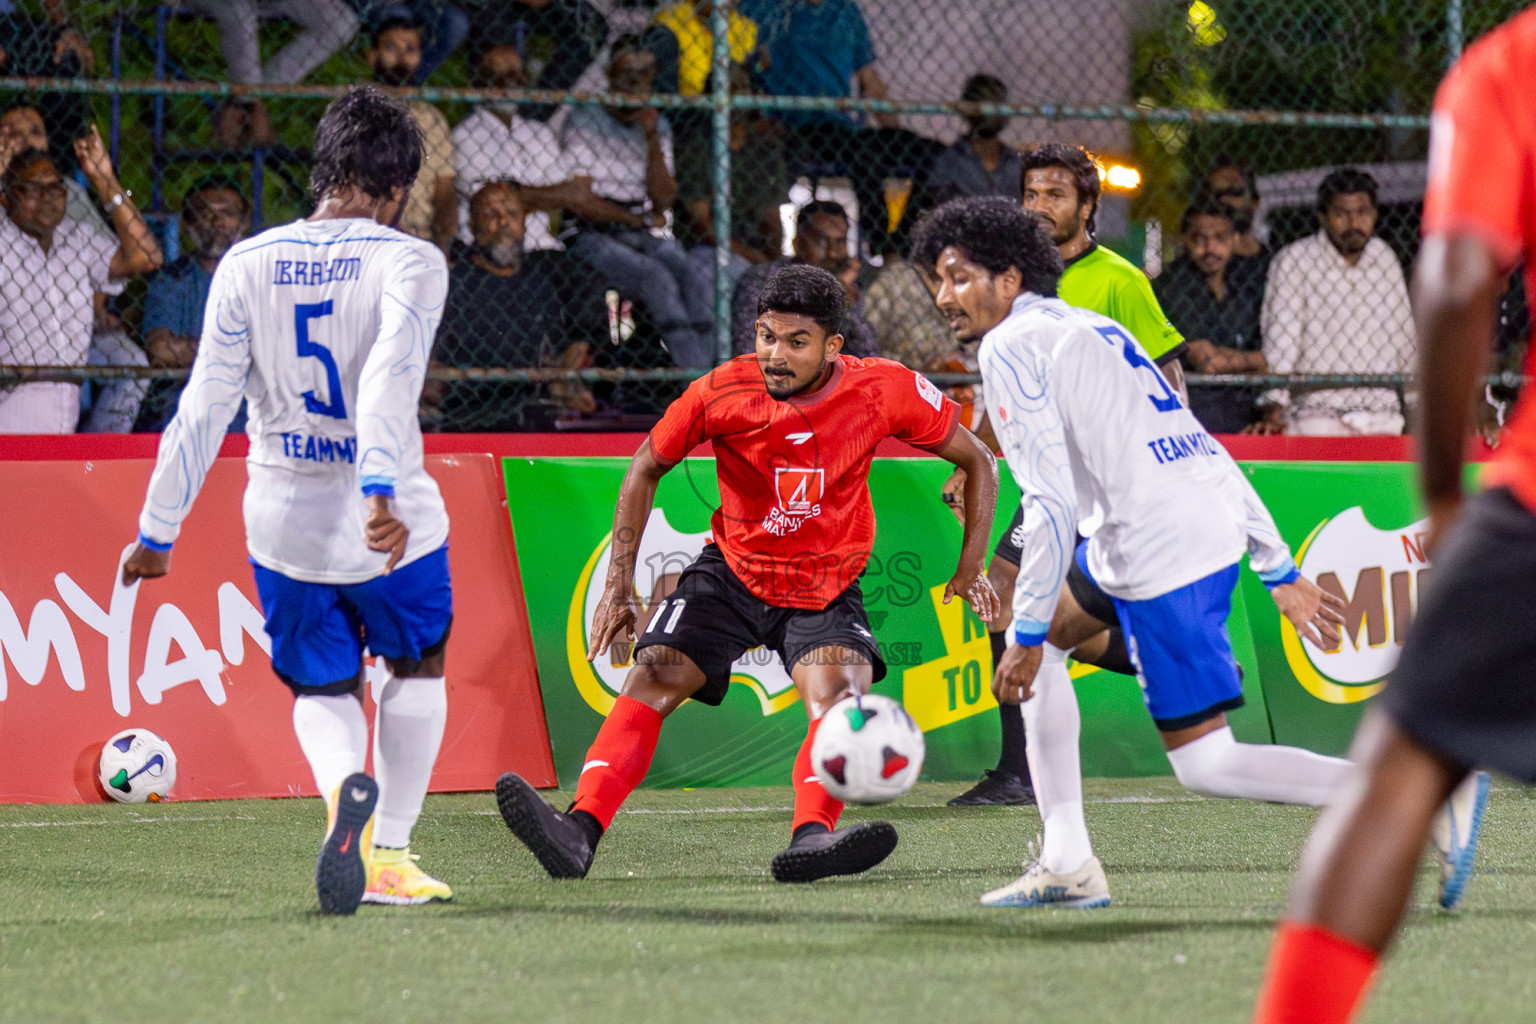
[505, 456, 1275, 789]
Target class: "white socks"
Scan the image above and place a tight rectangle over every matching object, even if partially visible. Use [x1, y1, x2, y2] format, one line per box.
[1022, 643, 1095, 874]
[1164, 725, 1354, 807]
[292, 692, 368, 801]
[371, 673, 448, 849]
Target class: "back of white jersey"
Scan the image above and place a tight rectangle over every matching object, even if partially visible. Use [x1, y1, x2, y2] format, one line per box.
[139, 217, 450, 583]
[980, 294, 1247, 638]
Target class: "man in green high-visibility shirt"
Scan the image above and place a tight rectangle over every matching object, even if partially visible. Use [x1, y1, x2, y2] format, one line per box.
[944, 143, 1188, 807]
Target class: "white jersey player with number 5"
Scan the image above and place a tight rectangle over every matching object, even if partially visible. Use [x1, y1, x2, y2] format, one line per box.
[123, 87, 455, 915]
[913, 196, 1358, 911]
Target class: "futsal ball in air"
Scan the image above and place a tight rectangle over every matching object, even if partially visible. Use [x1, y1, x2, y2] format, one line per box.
[98, 729, 177, 803]
[812, 694, 925, 804]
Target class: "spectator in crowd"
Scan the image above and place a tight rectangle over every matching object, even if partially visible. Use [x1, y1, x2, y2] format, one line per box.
[429, 182, 595, 430]
[649, 0, 758, 98]
[470, 0, 608, 122]
[2, 101, 103, 235]
[732, 199, 877, 356]
[0, 1, 93, 144]
[862, 245, 958, 372]
[560, 35, 713, 367]
[1257, 167, 1415, 436]
[740, 0, 937, 256]
[350, 0, 469, 82]
[674, 66, 786, 294]
[182, 0, 360, 147]
[924, 74, 1021, 205]
[367, 15, 456, 252]
[1155, 195, 1267, 433]
[1206, 156, 1271, 273]
[0, 128, 162, 433]
[137, 176, 252, 432]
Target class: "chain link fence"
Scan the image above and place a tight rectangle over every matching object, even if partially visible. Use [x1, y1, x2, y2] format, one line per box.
[0, 0, 1528, 435]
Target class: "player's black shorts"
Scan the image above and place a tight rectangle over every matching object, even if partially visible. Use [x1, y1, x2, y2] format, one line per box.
[1382, 487, 1536, 783]
[993, 507, 1117, 628]
[633, 544, 887, 706]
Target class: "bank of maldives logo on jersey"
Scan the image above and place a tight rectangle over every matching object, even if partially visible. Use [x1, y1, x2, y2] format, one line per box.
[762, 467, 824, 536]
[1282, 506, 1431, 705]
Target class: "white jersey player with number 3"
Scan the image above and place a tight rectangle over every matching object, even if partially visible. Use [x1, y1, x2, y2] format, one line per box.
[123, 87, 457, 916]
[912, 196, 1359, 912]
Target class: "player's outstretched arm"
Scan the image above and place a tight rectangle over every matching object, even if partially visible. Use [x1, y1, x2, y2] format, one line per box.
[588, 439, 672, 662]
[935, 425, 1000, 622]
[127, 264, 253, 586]
[1413, 235, 1502, 551]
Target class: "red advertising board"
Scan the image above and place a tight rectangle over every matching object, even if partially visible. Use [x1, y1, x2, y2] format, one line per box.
[0, 453, 555, 803]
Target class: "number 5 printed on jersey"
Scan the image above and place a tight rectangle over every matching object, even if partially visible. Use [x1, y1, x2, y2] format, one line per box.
[295, 301, 346, 419]
[1095, 324, 1181, 413]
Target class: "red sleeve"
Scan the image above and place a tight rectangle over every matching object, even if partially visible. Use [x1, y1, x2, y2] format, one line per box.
[1422, 28, 1533, 269]
[883, 363, 960, 453]
[648, 380, 709, 465]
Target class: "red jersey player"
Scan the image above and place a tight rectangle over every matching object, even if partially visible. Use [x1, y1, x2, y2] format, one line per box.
[495, 264, 1001, 882]
[1252, 11, 1536, 1024]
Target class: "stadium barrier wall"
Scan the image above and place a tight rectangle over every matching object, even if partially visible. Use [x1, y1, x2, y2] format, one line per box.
[0, 434, 1491, 801]
[0, 453, 555, 804]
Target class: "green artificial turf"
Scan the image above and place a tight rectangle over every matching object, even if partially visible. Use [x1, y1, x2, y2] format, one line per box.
[3, 780, 1532, 1023]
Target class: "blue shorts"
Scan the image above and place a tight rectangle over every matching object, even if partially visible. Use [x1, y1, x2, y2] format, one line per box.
[252, 545, 453, 694]
[1075, 542, 1244, 731]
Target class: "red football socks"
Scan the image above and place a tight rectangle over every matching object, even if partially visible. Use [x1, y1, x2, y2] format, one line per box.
[1253, 920, 1378, 1024]
[791, 718, 843, 834]
[571, 695, 664, 830]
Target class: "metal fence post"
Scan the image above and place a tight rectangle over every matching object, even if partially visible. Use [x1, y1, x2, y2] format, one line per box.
[1447, 0, 1464, 68]
[709, 0, 733, 365]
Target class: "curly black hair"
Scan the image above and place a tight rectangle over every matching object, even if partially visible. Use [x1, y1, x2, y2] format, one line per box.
[1021, 142, 1101, 234]
[757, 263, 847, 335]
[309, 86, 422, 203]
[911, 196, 1063, 298]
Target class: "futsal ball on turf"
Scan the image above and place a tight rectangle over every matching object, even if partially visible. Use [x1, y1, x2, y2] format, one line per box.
[812, 694, 925, 804]
[98, 729, 177, 803]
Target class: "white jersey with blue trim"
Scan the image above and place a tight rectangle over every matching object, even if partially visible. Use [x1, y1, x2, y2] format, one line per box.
[980, 292, 1262, 644]
[137, 217, 450, 584]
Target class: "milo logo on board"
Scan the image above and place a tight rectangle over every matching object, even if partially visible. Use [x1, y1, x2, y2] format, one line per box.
[1283, 506, 1431, 705]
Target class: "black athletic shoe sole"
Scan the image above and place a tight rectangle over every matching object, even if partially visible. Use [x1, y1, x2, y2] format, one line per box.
[495, 772, 592, 879]
[316, 772, 377, 916]
[770, 821, 899, 883]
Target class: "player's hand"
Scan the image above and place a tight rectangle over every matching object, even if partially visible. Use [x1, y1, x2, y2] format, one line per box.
[944, 564, 999, 622]
[940, 466, 966, 523]
[365, 495, 410, 574]
[122, 543, 171, 586]
[992, 642, 1042, 704]
[587, 582, 638, 662]
[1271, 576, 1346, 649]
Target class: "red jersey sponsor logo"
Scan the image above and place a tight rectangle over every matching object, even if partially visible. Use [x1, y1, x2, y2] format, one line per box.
[764, 467, 824, 536]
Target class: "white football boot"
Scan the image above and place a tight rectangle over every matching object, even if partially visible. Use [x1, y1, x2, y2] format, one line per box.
[981, 855, 1111, 909]
[1432, 770, 1490, 910]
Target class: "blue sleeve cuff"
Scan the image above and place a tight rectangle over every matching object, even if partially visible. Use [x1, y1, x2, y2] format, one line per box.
[1012, 623, 1048, 647]
[360, 476, 395, 499]
[1259, 559, 1300, 590]
[137, 530, 173, 552]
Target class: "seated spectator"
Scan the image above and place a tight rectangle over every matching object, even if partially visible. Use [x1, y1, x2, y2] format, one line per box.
[863, 249, 958, 372]
[183, 0, 360, 147]
[1205, 156, 1271, 275]
[650, 0, 758, 97]
[740, 0, 937, 256]
[674, 66, 787, 295]
[367, 15, 456, 252]
[1, 101, 105, 235]
[0, 2, 92, 144]
[1155, 195, 1267, 433]
[429, 183, 595, 431]
[924, 74, 1021, 205]
[0, 129, 162, 434]
[1258, 168, 1415, 436]
[732, 199, 877, 356]
[560, 36, 714, 367]
[471, 0, 608, 122]
[137, 176, 252, 432]
[350, 0, 469, 82]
